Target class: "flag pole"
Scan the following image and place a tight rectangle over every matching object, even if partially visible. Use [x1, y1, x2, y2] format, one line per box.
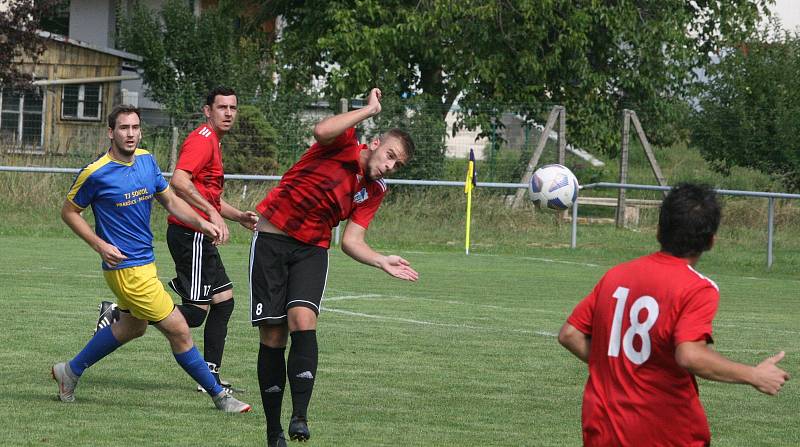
[465, 176, 473, 255]
[465, 149, 476, 255]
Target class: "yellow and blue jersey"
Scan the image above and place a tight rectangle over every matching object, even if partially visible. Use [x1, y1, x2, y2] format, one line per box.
[67, 149, 169, 270]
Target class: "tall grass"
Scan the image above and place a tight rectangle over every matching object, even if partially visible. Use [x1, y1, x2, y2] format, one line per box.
[1, 143, 798, 275]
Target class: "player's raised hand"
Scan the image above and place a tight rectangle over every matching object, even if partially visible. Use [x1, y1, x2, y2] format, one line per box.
[96, 241, 127, 268]
[378, 255, 419, 282]
[366, 88, 382, 116]
[752, 351, 790, 395]
[238, 210, 259, 231]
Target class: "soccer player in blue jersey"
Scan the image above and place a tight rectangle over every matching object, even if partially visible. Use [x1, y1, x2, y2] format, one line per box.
[51, 104, 251, 413]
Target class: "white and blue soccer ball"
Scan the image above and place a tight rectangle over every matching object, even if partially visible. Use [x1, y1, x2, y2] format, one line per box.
[528, 164, 580, 210]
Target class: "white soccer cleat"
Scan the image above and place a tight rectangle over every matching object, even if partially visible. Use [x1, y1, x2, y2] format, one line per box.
[212, 392, 252, 413]
[52, 362, 79, 403]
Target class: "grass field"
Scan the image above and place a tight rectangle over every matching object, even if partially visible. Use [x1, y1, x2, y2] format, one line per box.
[2, 233, 797, 446]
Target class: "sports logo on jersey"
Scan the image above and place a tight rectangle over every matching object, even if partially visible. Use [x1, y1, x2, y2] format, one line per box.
[198, 127, 212, 138]
[353, 187, 369, 203]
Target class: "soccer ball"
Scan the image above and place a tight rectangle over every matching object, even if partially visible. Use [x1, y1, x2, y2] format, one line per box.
[528, 164, 580, 210]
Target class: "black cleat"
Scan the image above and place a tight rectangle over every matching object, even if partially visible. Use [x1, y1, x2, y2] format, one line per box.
[267, 431, 287, 447]
[288, 415, 310, 442]
[94, 301, 120, 334]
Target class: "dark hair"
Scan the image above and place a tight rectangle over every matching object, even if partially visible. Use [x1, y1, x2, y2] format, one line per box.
[206, 86, 237, 107]
[108, 104, 141, 129]
[657, 183, 721, 258]
[383, 128, 415, 160]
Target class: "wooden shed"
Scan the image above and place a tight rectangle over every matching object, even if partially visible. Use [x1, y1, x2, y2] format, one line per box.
[2, 31, 141, 154]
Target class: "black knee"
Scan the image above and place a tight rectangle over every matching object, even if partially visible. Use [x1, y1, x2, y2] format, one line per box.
[178, 303, 208, 327]
[209, 298, 234, 323]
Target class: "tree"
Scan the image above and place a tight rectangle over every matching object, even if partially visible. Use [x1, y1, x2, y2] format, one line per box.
[116, 0, 272, 117]
[0, 0, 57, 88]
[247, 0, 771, 154]
[117, 0, 280, 170]
[692, 20, 800, 191]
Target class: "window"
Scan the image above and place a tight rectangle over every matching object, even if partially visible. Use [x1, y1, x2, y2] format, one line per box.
[0, 88, 45, 148]
[62, 84, 102, 120]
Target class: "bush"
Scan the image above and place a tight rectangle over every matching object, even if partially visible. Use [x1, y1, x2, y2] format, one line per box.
[224, 104, 279, 174]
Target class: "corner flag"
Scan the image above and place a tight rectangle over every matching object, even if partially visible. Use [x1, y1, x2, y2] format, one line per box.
[465, 149, 476, 254]
[464, 149, 477, 193]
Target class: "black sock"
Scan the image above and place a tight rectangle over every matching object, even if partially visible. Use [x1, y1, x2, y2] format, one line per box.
[259, 343, 287, 437]
[204, 299, 234, 383]
[287, 330, 318, 419]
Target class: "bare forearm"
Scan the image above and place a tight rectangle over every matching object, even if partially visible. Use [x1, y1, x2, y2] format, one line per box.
[341, 238, 382, 269]
[171, 170, 216, 216]
[314, 105, 378, 145]
[61, 203, 103, 252]
[158, 192, 208, 230]
[219, 199, 243, 221]
[679, 345, 754, 384]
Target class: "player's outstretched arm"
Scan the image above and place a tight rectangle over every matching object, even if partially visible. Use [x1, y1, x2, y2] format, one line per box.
[313, 88, 382, 146]
[220, 198, 258, 231]
[558, 323, 591, 364]
[171, 168, 230, 243]
[676, 341, 790, 395]
[341, 221, 419, 282]
[156, 189, 222, 244]
[61, 200, 127, 267]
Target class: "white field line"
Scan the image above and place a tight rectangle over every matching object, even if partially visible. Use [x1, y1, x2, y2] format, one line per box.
[380, 249, 603, 268]
[324, 292, 560, 313]
[322, 294, 384, 302]
[322, 307, 558, 338]
[392, 249, 800, 283]
[520, 257, 600, 267]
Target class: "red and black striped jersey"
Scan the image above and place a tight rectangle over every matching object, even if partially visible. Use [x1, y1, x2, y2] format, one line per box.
[257, 127, 386, 248]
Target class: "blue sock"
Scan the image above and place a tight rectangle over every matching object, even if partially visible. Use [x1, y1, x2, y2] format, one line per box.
[68, 325, 122, 376]
[174, 346, 223, 396]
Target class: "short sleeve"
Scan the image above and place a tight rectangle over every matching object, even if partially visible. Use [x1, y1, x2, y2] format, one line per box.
[674, 285, 719, 345]
[175, 134, 212, 175]
[311, 127, 358, 155]
[567, 280, 602, 335]
[350, 181, 386, 229]
[153, 159, 169, 193]
[66, 168, 95, 209]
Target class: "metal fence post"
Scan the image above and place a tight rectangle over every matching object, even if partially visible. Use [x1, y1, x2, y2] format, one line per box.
[571, 200, 578, 249]
[767, 197, 775, 268]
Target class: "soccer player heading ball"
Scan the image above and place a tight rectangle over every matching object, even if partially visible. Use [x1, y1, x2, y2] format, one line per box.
[249, 87, 419, 446]
[559, 183, 790, 446]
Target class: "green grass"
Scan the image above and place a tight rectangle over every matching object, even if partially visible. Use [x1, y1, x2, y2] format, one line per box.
[2, 234, 797, 446]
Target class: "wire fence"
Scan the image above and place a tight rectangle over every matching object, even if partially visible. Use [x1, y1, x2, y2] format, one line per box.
[0, 93, 597, 187]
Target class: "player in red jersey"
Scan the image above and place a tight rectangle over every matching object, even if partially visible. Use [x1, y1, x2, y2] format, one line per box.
[167, 86, 258, 392]
[559, 183, 790, 447]
[251, 87, 418, 446]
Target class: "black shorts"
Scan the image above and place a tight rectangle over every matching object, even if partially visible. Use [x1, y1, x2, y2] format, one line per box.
[249, 232, 328, 326]
[167, 223, 233, 304]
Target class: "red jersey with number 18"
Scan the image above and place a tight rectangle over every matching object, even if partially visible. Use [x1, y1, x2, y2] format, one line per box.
[567, 251, 720, 447]
[256, 127, 386, 248]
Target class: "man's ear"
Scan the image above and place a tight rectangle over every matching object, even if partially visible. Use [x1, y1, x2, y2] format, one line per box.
[202, 104, 211, 119]
[370, 137, 381, 151]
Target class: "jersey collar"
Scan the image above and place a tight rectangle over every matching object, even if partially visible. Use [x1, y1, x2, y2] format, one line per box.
[106, 148, 136, 166]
